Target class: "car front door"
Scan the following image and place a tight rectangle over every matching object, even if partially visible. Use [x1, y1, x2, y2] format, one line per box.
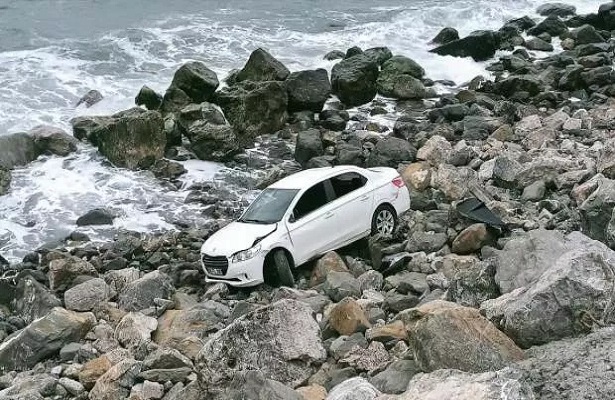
[326, 172, 373, 246]
[286, 179, 337, 265]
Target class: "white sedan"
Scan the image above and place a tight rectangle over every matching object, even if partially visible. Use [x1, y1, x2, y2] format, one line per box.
[200, 165, 411, 287]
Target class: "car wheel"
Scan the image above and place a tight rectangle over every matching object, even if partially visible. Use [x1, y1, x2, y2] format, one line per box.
[371, 205, 397, 237]
[265, 250, 295, 287]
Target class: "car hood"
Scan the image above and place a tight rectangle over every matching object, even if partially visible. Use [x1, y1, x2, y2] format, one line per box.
[201, 221, 278, 256]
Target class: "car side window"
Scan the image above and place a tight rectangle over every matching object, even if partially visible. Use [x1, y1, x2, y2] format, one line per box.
[293, 182, 330, 220]
[330, 172, 367, 199]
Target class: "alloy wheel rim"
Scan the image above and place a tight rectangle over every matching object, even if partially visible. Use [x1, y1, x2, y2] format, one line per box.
[376, 210, 394, 235]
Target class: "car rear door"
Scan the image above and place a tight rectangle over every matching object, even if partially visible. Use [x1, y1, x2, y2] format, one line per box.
[326, 172, 373, 245]
[286, 179, 338, 265]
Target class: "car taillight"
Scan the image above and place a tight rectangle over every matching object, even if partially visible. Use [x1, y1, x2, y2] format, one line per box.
[392, 176, 405, 188]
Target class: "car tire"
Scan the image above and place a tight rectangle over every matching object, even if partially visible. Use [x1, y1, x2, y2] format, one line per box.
[265, 250, 295, 287]
[371, 204, 397, 237]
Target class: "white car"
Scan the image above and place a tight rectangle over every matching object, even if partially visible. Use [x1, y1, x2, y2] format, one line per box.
[200, 165, 411, 287]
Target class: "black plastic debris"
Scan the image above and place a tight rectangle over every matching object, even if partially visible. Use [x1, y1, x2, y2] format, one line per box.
[0, 254, 8, 267]
[456, 197, 505, 228]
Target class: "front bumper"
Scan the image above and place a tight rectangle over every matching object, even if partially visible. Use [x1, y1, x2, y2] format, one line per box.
[201, 253, 265, 287]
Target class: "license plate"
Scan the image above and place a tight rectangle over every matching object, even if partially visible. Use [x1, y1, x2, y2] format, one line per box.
[208, 268, 224, 276]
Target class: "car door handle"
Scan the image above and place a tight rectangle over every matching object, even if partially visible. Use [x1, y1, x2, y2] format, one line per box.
[324, 212, 334, 219]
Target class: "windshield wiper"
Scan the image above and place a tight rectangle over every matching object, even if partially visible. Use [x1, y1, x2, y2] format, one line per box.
[238, 218, 270, 224]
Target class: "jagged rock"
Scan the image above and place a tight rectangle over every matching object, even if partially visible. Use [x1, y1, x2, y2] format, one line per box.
[330, 333, 368, 360]
[135, 85, 163, 110]
[186, 121, 239, 161]
[0, 132, 38, 169]
[169, 62, 219, 103]
[400, 301, 524, 373]
[88, 359, 141, 400]
[527, 15, 568, 36]
[401, 162, 431, 191]
[365, 320, 406, 342]
[11, 274, 61, 324]
[296, 384, 327, 400]
[376, 56, 426, 100]
[216, 81, 288, 138]
[210, 370, 303, 400]
[385, 272, 428, 295]
[406, 231, 447, 253]
[363, 47, 393, 65]
[129, 381, 164, 399]
[492, 75, 543, 97]
[431, 27, 459, 44]
[571, 24, 605, 45]
[369, 360, 420, 394]
[366, 137, 416, 168]
[76, 89, 103, 108]
[0, 307, 95, 372]
[326, 377, 381, 400]
[196, 300, 326, 392]
[48, 256, 98, 291]
[143, 348, 193, 370]
[537, 3, 576, 17]
[328, 298, 371, 336]
[295, 129, 324, 166]
[150, 159, 187, 179]
[324, 50, 345, 61]
[115, 312, 157, 357]
[235, 48, 290, 83]
[310, 251, 349, 287]
[58, 377, 85, 396]
[272, 287, 331, 314]
[160, 87, 192, 115]
[598, 139, 615, 179]
[481, 232, 615, 348]
[323, 272, 361, 302]
[451, 224, 492, 255]
[104, 268, 141, 294]
[416, 135, 452, 165]
[29, 125, 78, 157]
[579, 178, 615, 245]
[285, 69, 331, 113]
[64, 278, 115, 311]
[525, 37, 554, 51]
[385, 368, 533, 399]
[71, 108, 166, 170]
[117, 271, 175, 312]
[139, 367, 192, 383]
[431, 164, 477, 200]
[331, 54, 379, 107]
[430, 30, 499, 61]
[440, 255, 499, 308]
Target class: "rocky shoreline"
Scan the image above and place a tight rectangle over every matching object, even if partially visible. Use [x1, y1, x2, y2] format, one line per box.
[3, 1, 615, 399]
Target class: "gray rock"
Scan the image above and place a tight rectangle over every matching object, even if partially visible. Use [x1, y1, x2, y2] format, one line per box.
[48, 256, 98, 291]
[186, 121, 239, 161]
[295, 128, 323, 166]
[130, 381, 165, 399]
[440, 255, 499, 308]
[114, 312, 158, 358]
[76, 89, 103, 108]
[88, 359, 142, 400]
[11, 274, 61, 324]
[139, 367, 192, 383]
[485, 229, 567, 294]
[358, 270, 384, 292]
[329, 333, 368, 360]
[235, 48, 290, 83]
[524, 37, 554, 51]
[169, 61, 219, 103]
[285, 69, 331, 113]
[384, 291, 419, 313]
[0, 166, 9, 195]
[430, 30, 498, 61]
[431, 27, 459, 45]
[366, 137, 416, 168]
[58, 377, 85, 396]
[271, 287, 331, 314]
[406, 231, 448, 253]
[385, 272, 428, 295]
[537, 3, 576, 17]
[76, 208, 114, 226]
[363, 47, 393, 65]
[326, 377, 381, 400]
[117, 270, 175, 312]
[29, 125, 78, 157]
[212, 370, 303, 400]
[196, 299, 326, 391]
[376, 56, 426, 100]
[323, 272, 361, 302]
[0, 307, 95, 372]
[579, 178, 615, 245]
[481, 231, 615, 348]
[331, 54, 379, 107]
[324, 50, 345, 61]
[339, 341, 390, 372]
[59, 342, 82, 362]
[64, 278, 115, 311]
[598, 139, 615, 179]
[521, 180, 546, 201]
[143, 347, 193, 370]
[369, 360, 420, 394]
[571, 24, 605, 46]
[135, 85, 163, 110]
[0, 132, 38, 169]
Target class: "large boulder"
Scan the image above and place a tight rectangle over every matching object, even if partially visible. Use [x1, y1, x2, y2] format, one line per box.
[135, 85, 163, 110]
[483, 229, 568, 294]
[285, 69, 331, 113]
[0, 307, 95, 372]
[295, 129, 323, 166]
[331, 54, 379, 107]
[235, 48, 290, 84]
[481, 232, 615, 348]
[399, 301, 524, 373]
[29, 125, 78, 157]
[537, 3, 576, 17]
[430, 30, 499, 61]
[70, 108, 166, 170]
[115, 312, 158, 357]
[366, 137, 416, 168]
[215, 81, 288, 138]
[185, 121, 239, 161]
[117, 271, 175, 312]
[48, 256, 98, 292]
[527, 15, 568, 36]
[0, 132, 38, 169]
[64, 278, 115, 312]
[579, 177, 615, 244]
[11, 274, 62, 324]
[376, 56, 426, 100]
[383, 369, 533, 400]
[168, 61, 219, 103]
[196, 299, 326, 394]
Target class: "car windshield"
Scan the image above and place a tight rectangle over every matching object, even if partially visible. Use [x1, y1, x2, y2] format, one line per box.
[238, 188, 299, 224]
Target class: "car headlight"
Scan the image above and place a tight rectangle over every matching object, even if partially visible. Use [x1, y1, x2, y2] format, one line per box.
[232, 243, 262, 263]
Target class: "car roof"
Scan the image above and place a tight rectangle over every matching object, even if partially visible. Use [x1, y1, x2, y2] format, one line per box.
[268, 166, 366, 190]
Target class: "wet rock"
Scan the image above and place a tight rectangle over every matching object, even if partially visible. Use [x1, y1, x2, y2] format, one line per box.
[376, 56, 426, 100]
[431, 27, 459, 44]
[537, 3, 576, 17]
[0, 132, 38, 169]
[169, 61, 219, 103]
[135, 85, 163, 110]
[235, 48, 290, 83]
[493, 75, 543, 97]
[528, 15, 568, 36]
[366, 137, 416, 168]
[285, 69, 331, 113]
[64, 278, 115, 312]
[324, 50, 345, 61]
[369, 360, 420, 394]
[76, 89, 103, 108]
[196, 299, 326, 392]
[326, 377, 381, 400]
[389, 368, 533, 399]
[571, 24, 605, 45]
[481, 232, 615, 348]
[336, 143, 363, 166]
[88, 359, 141, 400]
[73, 108, 166, 170]
[11, 274, 61, 324]
[451, 223, 492, 255]
[363, 47, 393, 65]
[185, 121, 239, 161]
[150, 159, 186, 180]
[328, 297, 371, 336]
[295, 128, 324, 166]
[401, 301, 524, 373]
[117, 271, 175, 312]
[76, 208, 115, 226]
[525, 37, 554, 51]
[0, 307, 95, 372]
[430, 30, 499, 61]
[216, 80, 288, 138]
[29, 125, 78, 157]
[160, 87, 192, 115]
[48, 256, 98, 291]
[331, 54, 379, 107]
